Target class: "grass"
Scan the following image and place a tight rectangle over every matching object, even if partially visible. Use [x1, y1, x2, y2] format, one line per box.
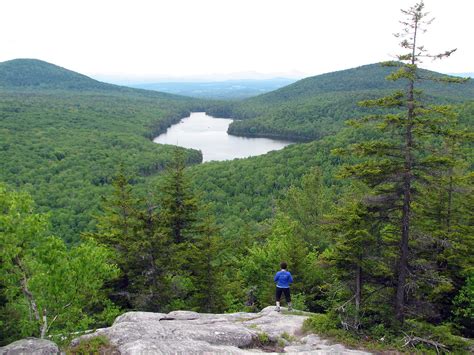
[66, 335, 119, 355]
[282, 309, 316, 316]
[281, 331, 297, 342]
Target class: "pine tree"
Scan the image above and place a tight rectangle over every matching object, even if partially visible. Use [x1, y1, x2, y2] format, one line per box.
[154, 148, 202, 310]
[188, 211, 225, 312]
[416, 137, 473, 322]
[132, 198, 173, 311]
[325, 194, 396, 330]
[85, 167, 144, 308]
[337, 1, 468, 322]
[159, 148, 198, 245]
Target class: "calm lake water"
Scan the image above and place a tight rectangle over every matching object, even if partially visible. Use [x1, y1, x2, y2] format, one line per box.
[153, 112, 293, 162]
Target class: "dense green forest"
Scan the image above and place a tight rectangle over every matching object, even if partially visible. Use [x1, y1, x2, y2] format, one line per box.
[1, 2, 474, 351]
[0, 59, 207, 242]
[206, 63, 474, 141]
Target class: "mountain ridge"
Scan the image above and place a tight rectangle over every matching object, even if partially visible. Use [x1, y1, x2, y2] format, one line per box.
[0, 58, 194, 101]
[0, 58, 115, 90]
[205, 62, 474, 141]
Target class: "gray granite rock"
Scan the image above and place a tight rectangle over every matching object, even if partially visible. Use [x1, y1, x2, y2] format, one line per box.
[71, 306, 372, 354]
[285, 334, 371, 354]
[0, 338, 59, 354]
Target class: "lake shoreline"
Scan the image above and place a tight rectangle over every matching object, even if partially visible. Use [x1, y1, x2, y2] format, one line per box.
[153, 112, 294, 162]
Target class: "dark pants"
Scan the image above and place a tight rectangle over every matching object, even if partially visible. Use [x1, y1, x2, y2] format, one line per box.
[275, 287, 291, 303]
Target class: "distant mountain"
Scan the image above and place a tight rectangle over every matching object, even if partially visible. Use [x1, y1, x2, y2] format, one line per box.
[0, 59, 204, 242]
[0, 59, 119, 90]
[449, 72, 474, 78]
[0, 59, 191, 101]
[207, 63, 474, 141]
[249, 63, 474, 105]
[127, 78, 297, 99]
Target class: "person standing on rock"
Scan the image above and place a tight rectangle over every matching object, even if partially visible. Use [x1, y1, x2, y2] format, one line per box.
[274, 262, 293, 312]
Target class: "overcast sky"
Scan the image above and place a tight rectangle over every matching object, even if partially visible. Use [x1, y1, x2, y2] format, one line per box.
[1, 0, 473, 81]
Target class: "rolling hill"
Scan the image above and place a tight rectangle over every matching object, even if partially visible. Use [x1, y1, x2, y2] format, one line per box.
[0, 58, 194, 102]
[206, 63, 474, 141]
[1, 58, 472, 242]
[0, 58, 122, 91]
[0, 58, 204, 241]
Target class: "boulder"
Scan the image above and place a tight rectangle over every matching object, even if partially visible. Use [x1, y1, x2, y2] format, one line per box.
[0, 338, 59, 354]
[70, 306, 372, 354]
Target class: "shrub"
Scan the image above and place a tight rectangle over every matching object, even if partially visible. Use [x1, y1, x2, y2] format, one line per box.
[303, 313, 338, 334]
[67, 335, 117, 354]
[403, 320, 472, 353]
[257, 332, 270, 345]
[290, 293, 308, 311]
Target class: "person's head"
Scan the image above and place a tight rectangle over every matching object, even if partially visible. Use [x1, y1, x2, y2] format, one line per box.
[280, 262, 287, 270]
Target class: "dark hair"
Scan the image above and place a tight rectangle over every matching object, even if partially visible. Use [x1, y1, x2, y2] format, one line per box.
[280, 262, 287, 270]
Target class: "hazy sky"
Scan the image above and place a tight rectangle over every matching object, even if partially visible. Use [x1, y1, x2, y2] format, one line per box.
[1, 0, 473, 81]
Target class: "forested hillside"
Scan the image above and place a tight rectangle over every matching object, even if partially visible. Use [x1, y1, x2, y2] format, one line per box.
[207, 63, 474, 141]
[1, 4, 473, 349]
[0, 59, 124, 91]
[0, 59, 205, 241]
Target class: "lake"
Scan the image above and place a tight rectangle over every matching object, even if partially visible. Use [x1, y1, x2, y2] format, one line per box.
[153, 112, 293, 162]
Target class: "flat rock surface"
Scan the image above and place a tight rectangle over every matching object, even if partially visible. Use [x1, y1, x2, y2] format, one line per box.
[0, 338, 59, 354]
[71, 306, 371, 354]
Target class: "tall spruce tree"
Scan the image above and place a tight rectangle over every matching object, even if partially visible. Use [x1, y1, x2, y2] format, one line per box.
[160, 148, 198, 246]
[86, 167, 144, 308]
[326, 199, 382, 329]
[338, 1, 468, 322]
[188, 211, 225, 312]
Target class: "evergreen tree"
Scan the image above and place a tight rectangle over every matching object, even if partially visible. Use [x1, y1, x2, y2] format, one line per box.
[415, 137, 473, 323]
[159, 148, 198, 245]
[188, 211, 225, 312]
[154, 148, 202, 310]
[132, 197, 173, 311]
[337, 1, 468, 322]
[86, 167, 144, 308]
[324, 195, 396, 330]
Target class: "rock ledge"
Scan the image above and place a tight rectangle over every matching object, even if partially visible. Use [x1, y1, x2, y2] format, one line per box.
[70, 306, 370, 354]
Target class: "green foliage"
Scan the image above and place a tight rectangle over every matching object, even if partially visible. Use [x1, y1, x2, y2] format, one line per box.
[303, 313, 338, 334]
[277, 167, 329, 249]
[304, 314, 472, 353]
[0, 184, 119, 345]
[403, 320, 472, 353]
[188, 211, 226, 312]
[453, 274, 474, 337]
[87, 153, 227, 314]
[280, 331, 296, 342]
[159, 149, 199, 245]
[240, 214, 308, 308]
[207, 63, 474, 141]
[66, 335, 116, 355]
[257, 332, 270, 345]
[0, 66, 202, 242]
[289, 293, 308, 312]
[188, 137, 349, 242]
[0, 20, 472, 349]
[333, 1, 471, 325]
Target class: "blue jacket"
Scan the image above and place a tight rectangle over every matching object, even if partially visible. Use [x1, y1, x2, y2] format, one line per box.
[274, 270, 293, 288]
